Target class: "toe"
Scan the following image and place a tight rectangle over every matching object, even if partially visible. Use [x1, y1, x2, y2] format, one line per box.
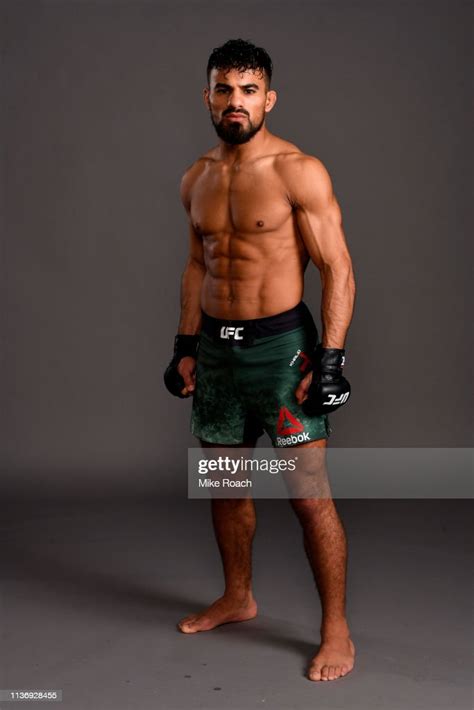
[308, 665, 322, 681]
[178, 616, 197, 633]
[328, 665, 335, 680]
[321, 665, 329, 680]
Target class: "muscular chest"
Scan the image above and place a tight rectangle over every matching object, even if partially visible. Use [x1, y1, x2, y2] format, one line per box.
[190, 164, 292, 236]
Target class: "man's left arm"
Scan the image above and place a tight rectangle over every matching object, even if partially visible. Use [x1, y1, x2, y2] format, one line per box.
[286, 155, 356, 413]
[289, 155, 356, 348]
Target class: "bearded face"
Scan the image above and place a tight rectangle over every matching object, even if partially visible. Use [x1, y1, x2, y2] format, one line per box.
[206, 68, 272, 145]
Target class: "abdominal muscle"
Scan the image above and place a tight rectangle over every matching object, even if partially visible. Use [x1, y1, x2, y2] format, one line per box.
[200, 230, 308, 320]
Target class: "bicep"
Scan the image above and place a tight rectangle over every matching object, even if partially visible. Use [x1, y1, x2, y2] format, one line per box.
[296, 196, 350, 271]
[291, 158, 351, 270]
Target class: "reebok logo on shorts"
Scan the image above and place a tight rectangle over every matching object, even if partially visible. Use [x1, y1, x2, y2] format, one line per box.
[276, 432, 310, 445]
[276, 407, 310, 445]
[277, 406, 304, 436]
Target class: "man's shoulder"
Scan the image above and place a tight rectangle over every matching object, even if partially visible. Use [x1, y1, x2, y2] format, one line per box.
[274, 147, 329, 180]
[274, 148, 333, 206]
[180, 146, 222, 182]
[181, 154, 211, 180]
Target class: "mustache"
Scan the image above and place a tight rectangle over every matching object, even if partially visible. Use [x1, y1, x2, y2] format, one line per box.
[222, 108, 249, 117]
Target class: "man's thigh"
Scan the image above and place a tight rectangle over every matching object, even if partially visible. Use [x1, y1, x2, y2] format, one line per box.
[234, 328, 331, 447]
[191, 334, 261, 445]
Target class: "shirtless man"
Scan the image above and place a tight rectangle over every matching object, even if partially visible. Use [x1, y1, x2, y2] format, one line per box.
[164, 39, 356, 682]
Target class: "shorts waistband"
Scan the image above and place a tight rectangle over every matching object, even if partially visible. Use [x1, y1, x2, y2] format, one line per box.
[200, 301, 317, 346]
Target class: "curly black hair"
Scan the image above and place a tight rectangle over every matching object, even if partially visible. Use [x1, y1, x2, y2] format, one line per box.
[206, 39, 273, 88]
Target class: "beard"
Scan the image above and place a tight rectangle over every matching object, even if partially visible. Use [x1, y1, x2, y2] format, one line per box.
[211, 110, 265, 145]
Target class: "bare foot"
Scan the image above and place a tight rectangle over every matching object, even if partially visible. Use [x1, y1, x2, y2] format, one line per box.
[177, 594, 257, 634]
[308, 634, 355, 681]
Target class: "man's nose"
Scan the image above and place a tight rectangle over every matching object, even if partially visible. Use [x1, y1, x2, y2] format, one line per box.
[227, 94, 243, 109]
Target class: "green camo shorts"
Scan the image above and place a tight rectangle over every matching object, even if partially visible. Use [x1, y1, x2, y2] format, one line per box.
[191, 324, 331, 447]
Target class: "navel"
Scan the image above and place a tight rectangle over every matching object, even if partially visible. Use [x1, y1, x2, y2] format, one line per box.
[257, 220, 264, 228]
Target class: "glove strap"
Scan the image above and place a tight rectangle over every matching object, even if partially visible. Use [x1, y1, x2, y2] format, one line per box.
[174, 334, 200, 360]
[313, 344, 346, 375]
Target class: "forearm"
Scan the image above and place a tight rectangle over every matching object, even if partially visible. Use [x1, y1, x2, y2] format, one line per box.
[319, 261, 356, 349]
[178, 259, 206, 335]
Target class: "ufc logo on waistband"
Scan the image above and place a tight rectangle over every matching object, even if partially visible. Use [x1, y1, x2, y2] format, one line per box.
[220, 326, 244, 340]
[323, 392, 350, 405]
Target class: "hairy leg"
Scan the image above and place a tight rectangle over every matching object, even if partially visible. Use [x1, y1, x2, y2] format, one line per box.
[178, 440, 258, 633]
[288, 439, 355, 681]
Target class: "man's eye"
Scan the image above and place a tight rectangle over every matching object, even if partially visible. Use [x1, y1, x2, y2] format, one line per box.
[245, 90, 255, 94]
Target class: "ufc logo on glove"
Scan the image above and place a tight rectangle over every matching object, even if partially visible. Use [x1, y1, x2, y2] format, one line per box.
[323, 391, 350, 406]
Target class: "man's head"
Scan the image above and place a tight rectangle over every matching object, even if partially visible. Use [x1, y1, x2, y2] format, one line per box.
[204, 39, 277, 146]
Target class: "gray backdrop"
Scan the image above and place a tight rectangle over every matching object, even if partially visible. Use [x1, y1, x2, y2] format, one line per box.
[1, 0, 471, 496]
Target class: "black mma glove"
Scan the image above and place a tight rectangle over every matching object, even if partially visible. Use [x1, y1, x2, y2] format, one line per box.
[302, 344, 351, 416]
[164, 334, 200, 398]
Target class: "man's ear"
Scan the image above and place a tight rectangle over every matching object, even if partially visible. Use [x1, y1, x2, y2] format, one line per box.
[203, 87, 210, 110]
[265, 89, 277, 114]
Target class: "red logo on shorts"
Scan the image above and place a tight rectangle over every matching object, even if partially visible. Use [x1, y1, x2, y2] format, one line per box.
[276, 406, 304, 436]
[298, 351, 311, 372]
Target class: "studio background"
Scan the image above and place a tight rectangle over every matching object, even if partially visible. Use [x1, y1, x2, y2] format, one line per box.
[1, 4, 472, 710]
[1, 1, 471, 491]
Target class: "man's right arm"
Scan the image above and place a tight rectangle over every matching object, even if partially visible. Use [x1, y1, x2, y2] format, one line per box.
[178, 163, 206, 335]
[163, 165, 206, 398]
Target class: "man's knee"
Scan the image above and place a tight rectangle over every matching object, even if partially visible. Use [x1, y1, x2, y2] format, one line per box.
[290, 496, 335, 524]
[278, 438, 330, 499]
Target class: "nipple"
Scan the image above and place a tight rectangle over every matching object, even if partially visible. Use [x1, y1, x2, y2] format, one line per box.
[257, 220, 264, 227]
